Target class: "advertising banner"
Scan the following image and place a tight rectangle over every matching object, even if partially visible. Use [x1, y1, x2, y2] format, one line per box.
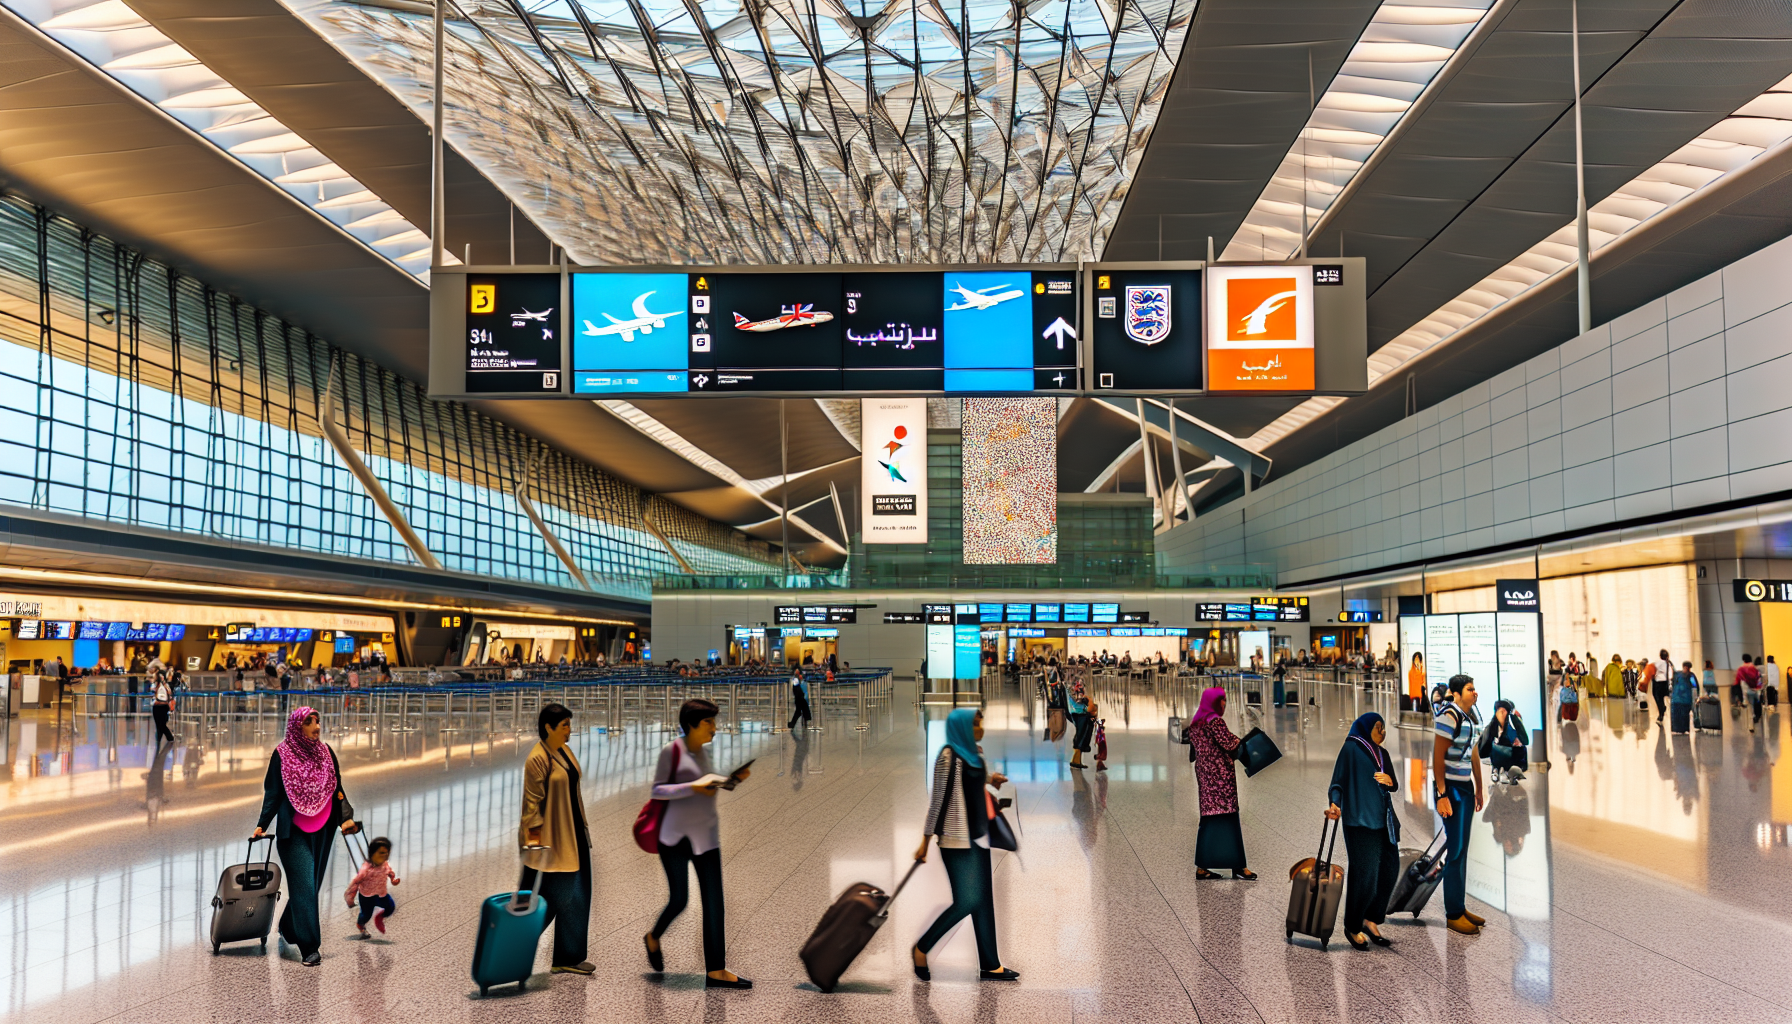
[860, 398, 929, 544]
[961, 397, 1058, 563]
[1205, 264, 1315, 391]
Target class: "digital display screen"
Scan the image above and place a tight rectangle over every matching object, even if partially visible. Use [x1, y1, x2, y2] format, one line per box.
[978, 603, 1004, 624]
[1119, 611, 1149, 623]
[1224, 603, 1252, 621]
[105, 621, 130, 641]
[884, 612, 925, 623]
[1092, 603, 1119, 623]
[142, 623, 169, 641]
[1252, 603, 1281, 621]
[465, 273, 561, 393]
[1090, 267, 1203, 392]
[335, 635, 357, 654]
[1195, 603, 1226, 620]
[1008, 627, 1046, 637]
[15, 619, 40, 639]
[1320, 635, 1337, 648]
[1164, 628, 1189, 636]
[1109, 627, 1141, 636]
[77, 621, 107, 640]
[774, 606, 802, 625]
[1068, 627, 1106, 637]
[571, 269, 1078, 394]
[1033, 603, 1061, 622]
[294, 628, 312, 642]
[1207, 264, 1316, 392]
[1063, 603, 1090, 623]
[43, 621, 74, 640]
[923, 604, 954, 624]
[1005, 603, 1033, 623]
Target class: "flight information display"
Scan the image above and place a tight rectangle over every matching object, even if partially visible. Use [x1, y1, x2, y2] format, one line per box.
[569, 268, 1078, 394]
[463, 273, 562, 393]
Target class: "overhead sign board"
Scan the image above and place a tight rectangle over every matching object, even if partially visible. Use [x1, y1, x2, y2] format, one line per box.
[430, 261, 1365, 398]
[1496, 579, 1541, 612]
[1734, 579, 1792, 603]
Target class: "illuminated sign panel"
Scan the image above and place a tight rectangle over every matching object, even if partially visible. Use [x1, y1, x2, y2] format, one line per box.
[1205, 265, 1315, 392]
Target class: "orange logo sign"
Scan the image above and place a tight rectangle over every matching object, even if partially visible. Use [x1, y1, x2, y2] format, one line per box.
[1225, 276, 1299, 343]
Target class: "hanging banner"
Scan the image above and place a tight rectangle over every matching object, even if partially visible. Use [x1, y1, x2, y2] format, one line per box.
[961, 397, 1058, 564]
[861, 398, 929, 544]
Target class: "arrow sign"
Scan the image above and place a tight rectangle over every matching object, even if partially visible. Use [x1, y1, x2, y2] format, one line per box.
[1042, 317, 1076, 349]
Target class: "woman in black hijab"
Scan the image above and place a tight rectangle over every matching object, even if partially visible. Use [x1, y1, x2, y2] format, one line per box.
[1325, 712, 1399, 950]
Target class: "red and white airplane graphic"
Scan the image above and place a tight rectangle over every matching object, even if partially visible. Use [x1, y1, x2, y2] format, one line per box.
[731, 303, 834, 332]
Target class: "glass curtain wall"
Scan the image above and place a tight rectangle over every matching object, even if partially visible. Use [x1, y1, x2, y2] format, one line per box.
[0, 197, 774, 598]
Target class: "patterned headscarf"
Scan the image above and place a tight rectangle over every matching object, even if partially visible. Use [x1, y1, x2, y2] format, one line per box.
[276, 706, 337, 817]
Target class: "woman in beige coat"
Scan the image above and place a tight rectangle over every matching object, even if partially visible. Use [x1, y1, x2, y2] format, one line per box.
[520, 702, 594, 975]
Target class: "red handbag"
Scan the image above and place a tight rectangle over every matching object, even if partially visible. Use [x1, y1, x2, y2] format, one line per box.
[632, 742, 681, 853]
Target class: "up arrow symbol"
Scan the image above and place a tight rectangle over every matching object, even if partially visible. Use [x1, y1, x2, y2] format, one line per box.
[1042, 317, 1076, 349]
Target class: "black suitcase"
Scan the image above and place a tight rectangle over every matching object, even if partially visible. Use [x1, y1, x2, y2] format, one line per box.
[1285, 819, 1345, 949]
[210, 836, 282, 953]
[799, 861, 921, 992]
[1386, 828, 1447, 917]
[1694, 695, 1723, 732]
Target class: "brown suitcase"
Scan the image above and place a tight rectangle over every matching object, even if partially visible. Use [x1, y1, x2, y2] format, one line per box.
[799, 861, 921, 992]
[1285, 820, 1345, 949]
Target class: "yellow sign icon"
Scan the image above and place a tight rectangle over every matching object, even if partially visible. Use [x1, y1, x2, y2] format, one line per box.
[1097, 275, 1111, 290]
[694, 276, 709, 290]
[469, 283, 495, 314]
[1034, 282, 1045, 294]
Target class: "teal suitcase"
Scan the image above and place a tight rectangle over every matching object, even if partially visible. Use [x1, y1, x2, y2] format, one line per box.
[471, 868, 548, 996]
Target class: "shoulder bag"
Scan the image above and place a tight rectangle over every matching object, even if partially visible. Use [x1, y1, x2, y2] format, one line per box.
[631, 742, 682, 854]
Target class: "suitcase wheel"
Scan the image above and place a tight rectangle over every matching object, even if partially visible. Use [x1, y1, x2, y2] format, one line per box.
[1320, 941, 1328, 951]
[1284, 929, 1292, 942]
[212, 943, 220, 955]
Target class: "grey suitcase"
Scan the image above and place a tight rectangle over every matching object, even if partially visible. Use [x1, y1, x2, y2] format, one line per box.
[1386, 828, 1447, 917]
[1285, 819, 1345, 949]
[1694, 695, 1723, 732]
[210, 836, 282, 953]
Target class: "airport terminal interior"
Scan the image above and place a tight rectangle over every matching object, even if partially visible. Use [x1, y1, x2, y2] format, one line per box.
[4, 0, 1792, 1021]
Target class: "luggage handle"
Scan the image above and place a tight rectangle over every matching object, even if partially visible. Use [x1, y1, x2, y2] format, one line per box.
[872, 860, 925, 923]
[1314, 816, 1340, 873]
[508, 865, 542, 916]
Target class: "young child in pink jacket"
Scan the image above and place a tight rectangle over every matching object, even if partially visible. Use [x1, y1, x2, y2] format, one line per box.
[344, 836, 401, 936]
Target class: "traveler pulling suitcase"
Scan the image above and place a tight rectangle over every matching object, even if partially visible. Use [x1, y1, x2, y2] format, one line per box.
[1386, 828, 1447, 917]
[1694, 695, 1723, 733]
[1285, 819, 1345, 949]
[800, 860, 922, 992]
[471, 866, 549, 996]
[210, 835, 282, 954]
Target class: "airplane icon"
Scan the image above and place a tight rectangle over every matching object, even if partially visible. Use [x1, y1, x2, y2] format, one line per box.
[732, 304, 834, 332]
[581, 291, 684, 342]
[510, 308, 553, 322]
[946, 282, 1025, 311]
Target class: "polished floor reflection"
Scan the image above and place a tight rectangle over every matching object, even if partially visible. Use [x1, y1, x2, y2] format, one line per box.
[6, 677, 1792, 1023]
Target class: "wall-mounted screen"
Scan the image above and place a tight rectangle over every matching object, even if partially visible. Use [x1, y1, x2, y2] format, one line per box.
[15, 619, 40, 639]
[1092, 603, 1119, 623]
[1005, 603, 1033, 623]
[1063, 603, 1090, 623]
[43, 621, 74, 640]
[1034, 603, 1061, 622]
[465, 272, 562, 394]
[76, 621, 107, 640]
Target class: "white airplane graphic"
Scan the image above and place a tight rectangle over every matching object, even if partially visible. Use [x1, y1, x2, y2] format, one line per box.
[511, 308, 553, 322]
[1238, 290, 1299, 335]
[946, 282, 1024, 311]
[581, 291, 684, 342]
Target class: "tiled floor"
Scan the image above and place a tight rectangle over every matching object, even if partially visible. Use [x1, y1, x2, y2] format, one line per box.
[6, 678, 1792, 1023]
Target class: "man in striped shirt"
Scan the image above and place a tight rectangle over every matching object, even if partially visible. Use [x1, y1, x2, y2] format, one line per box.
[1432, 674, 1485, 935]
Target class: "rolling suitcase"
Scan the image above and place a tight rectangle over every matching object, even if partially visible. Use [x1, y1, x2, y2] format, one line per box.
[1694, 695, 1723, 732]
[471, 867, 548, 996]
[800, 861, 921, 992]
[1285, 819, 1345, 949]
[1386, 828, 1447, 917]
[210, 835, 282, 954]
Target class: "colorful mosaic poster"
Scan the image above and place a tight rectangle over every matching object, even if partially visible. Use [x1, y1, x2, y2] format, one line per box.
[961, 397, 1057, 564]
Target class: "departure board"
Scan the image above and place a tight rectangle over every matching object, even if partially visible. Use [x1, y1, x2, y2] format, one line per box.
[568, 268, 1078, 395]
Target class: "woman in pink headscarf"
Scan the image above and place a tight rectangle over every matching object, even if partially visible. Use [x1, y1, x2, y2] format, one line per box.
[254, 706, 358, 966]
[1185, 687, 1255, 880]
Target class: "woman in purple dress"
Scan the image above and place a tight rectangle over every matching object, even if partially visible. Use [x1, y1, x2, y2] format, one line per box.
[1186, 687, 1256, 880]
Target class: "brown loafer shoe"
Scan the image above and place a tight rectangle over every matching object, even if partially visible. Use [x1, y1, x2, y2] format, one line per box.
[1462, 911, 1486, 927]
[1447, 916, 1481, 935]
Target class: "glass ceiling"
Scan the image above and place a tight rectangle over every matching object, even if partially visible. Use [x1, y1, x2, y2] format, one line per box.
[6, 0, 445, 282]
[285, 0, 1198, 265]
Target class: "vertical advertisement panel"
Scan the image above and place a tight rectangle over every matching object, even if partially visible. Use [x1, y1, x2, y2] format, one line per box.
[1423, 616, 1460, 693]
[1399, 615, 1427, 706]
[1458, 613, 1500, 705]
[926, 625, 955, 680]
[954, 625, 983, 679]
[961, 397, 1058, 564]
[1497, 613, 1545, 731]
[860, 398, 928, 544]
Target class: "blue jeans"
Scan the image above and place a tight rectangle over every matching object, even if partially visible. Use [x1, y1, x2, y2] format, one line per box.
[527, 841, 591, 967]
[1441, 781, 1476, 919]
[356, 893, 395, 926]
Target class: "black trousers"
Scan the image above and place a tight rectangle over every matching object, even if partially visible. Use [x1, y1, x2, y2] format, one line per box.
[275, 826, 333, 956]
[917, 845, 1000, 971]
[788, 693, 812, 730]
[654, 839, 725, 971]
[527, 841, 591, 967]
[1651, 684, 1669, 721]
[1341, 825, 1400, 933]
[152, 703, 174, 744]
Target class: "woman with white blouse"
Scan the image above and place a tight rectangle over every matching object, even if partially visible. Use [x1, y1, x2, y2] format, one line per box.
[643, 699, 752, 988]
